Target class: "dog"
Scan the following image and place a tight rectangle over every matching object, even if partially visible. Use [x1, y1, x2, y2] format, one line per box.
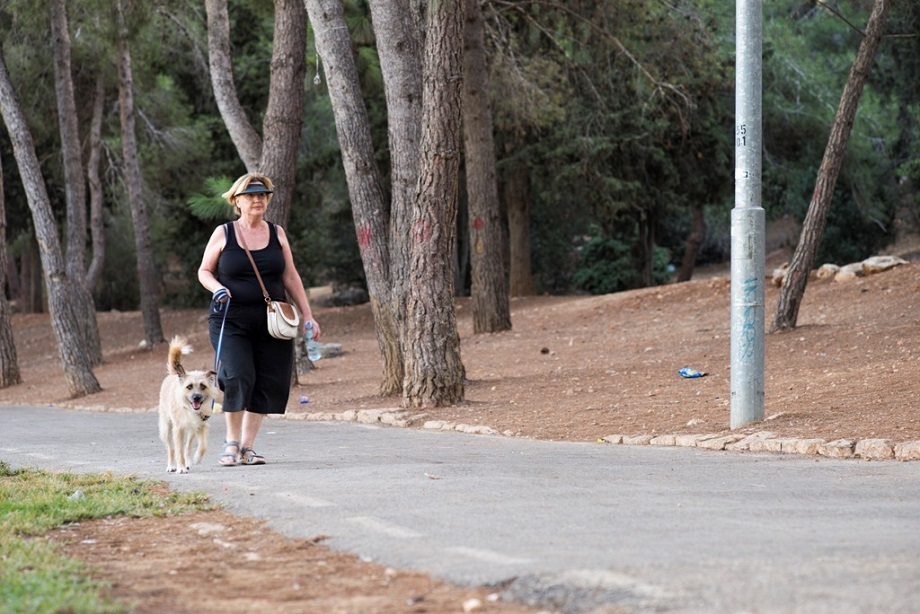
[158, 335, 219, 473]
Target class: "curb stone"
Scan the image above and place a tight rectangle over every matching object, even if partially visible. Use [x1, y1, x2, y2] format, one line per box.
[818, 439, 855, 459]
[292, 408, 430, 429]
[854, 438, 894, 460]
[749, 438, 787, 453]
[294, 410, 920, 462]
[285, 409, 920, 461]
[782, 438, 826, 455]
[50, 404, 920, 462]
[601, 431, 920, 462]
[895, 441, 920, 460]
[726, 431, 776, 451]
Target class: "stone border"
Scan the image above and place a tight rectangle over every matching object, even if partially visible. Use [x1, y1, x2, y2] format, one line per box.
[286, 408, 429, 429]
[288, 408, 506, 436]
[294, 409, 920, 462]
[54, 404, 920, 461]
[600, 431, 920, 462]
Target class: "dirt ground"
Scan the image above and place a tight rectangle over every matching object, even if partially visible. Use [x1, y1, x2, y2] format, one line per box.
[6, 256, 920, 612]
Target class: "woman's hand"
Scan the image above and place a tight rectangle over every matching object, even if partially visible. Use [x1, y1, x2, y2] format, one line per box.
[303, 318, 321, 340]
[212, 287, 231, 303]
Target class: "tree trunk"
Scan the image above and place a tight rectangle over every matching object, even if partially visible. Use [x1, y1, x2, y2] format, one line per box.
[639, 211, 655, 287]
[305, 0, 403, 395]
[772, 0, 891, 332]
[369, 0, 426, 394]
[21, 236, 41, 313]
[462, 0, 511, 334]
[117, 1, 164, 347]
[51, 0, 102, 366]
[676, 202, 705, 282]
[0, 47, 100, 395]
[0, 153, 22, 387]
[403, 0, 466, 408]
[259, 0, 306, 228]
[506, 164, 534, 296]
[6, 244, 20, 305]
[205, 0, 262, 171]
[85, 72, 106, 292]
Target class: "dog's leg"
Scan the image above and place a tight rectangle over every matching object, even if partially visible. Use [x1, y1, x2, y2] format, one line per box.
[166, 446, 178, 473]
[163, 422, 178, 473]
[160, 412, 177, 473]
[193, 425, 209, 465]
[167, 445, 178, 473]
[173, 428, 190, 474]
[182, 430, 195, 472]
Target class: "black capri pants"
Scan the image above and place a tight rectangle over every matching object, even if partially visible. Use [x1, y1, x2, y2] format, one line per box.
[209, 300, 294, 414]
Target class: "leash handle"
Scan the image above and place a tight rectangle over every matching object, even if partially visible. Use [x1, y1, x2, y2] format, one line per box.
[211, 289, 230, 409]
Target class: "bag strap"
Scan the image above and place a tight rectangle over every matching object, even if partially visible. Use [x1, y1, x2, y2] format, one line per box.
[234, 221, 272, 305]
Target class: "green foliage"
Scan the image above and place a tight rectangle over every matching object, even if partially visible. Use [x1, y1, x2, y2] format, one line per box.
[572, 228, 671, 295]
[572, 234, 635, 295]
[188, 176, 236, 220]
[1, 0, 917, 313]
[223, 0, 274, 118]
[760, 0, 903, 263]
[816, 176, 892, 265]
[493, 1, 735, 292]
[94, 212, 139, 311]
[0, 461, 214, 613]
[487, 0, 918, 293]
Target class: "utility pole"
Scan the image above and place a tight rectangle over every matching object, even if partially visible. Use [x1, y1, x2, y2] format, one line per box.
[731, 0, 765, 429]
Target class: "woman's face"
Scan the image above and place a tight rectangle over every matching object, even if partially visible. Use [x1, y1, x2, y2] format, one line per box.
[236, 191, 270, 217]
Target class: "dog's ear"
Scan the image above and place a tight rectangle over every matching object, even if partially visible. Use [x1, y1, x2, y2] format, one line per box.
[174, 363, 187, 378]
[206, 369, 217, 384]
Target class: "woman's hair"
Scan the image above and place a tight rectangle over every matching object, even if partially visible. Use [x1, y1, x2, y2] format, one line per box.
[222, 173, 275, 215]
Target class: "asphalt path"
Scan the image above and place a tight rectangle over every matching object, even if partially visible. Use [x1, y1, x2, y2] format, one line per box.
[3, 404, 920, 613]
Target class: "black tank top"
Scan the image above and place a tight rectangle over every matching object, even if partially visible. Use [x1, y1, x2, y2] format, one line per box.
[217, 222, 287, 305]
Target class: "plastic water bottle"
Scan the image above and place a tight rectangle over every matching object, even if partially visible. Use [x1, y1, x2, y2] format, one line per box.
[305, 321, 321, 361]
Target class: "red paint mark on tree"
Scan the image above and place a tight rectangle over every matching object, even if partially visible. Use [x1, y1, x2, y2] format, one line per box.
[413, 220, 434, 243]
[472, 217, 485, 231]
[357, 225, 372, 247]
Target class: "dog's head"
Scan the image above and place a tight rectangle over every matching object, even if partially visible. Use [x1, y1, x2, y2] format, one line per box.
[174, 369, 219, 420]
[166, 336, 219, 420]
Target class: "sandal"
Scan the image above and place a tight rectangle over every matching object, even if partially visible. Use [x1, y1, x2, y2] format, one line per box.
[219, 440, 240, 466]
[240, 447, 266, 465]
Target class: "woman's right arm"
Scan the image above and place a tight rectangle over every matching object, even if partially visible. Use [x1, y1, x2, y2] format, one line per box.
[198, 226, 229, 295]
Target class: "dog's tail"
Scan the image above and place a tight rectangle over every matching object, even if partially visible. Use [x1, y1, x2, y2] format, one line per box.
[167, 335, 193, 377]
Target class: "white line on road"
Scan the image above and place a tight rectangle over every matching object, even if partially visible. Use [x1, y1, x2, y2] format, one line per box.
[347, 516, 424, 539]
[25, 452, 57, 460]
[446, 546, 533, 566]
[275, 491, 336, 508]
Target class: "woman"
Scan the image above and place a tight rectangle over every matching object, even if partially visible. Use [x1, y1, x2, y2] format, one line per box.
[198, 172, 320, 466]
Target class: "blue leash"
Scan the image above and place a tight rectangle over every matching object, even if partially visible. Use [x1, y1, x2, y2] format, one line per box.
[211, 288, 230, 410]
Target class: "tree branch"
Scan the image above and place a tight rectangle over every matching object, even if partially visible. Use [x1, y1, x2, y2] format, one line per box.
[816, 0, 915, 39]
[489, 0, 693, 111]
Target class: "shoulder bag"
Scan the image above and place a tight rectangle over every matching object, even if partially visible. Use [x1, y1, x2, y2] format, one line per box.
[234, 222, 300, 340]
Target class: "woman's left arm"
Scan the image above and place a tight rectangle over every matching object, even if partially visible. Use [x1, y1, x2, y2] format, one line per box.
[277, 226, 321, 339]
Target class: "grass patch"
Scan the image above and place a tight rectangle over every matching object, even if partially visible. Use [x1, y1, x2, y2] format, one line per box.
[0, 461, 215, 613]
